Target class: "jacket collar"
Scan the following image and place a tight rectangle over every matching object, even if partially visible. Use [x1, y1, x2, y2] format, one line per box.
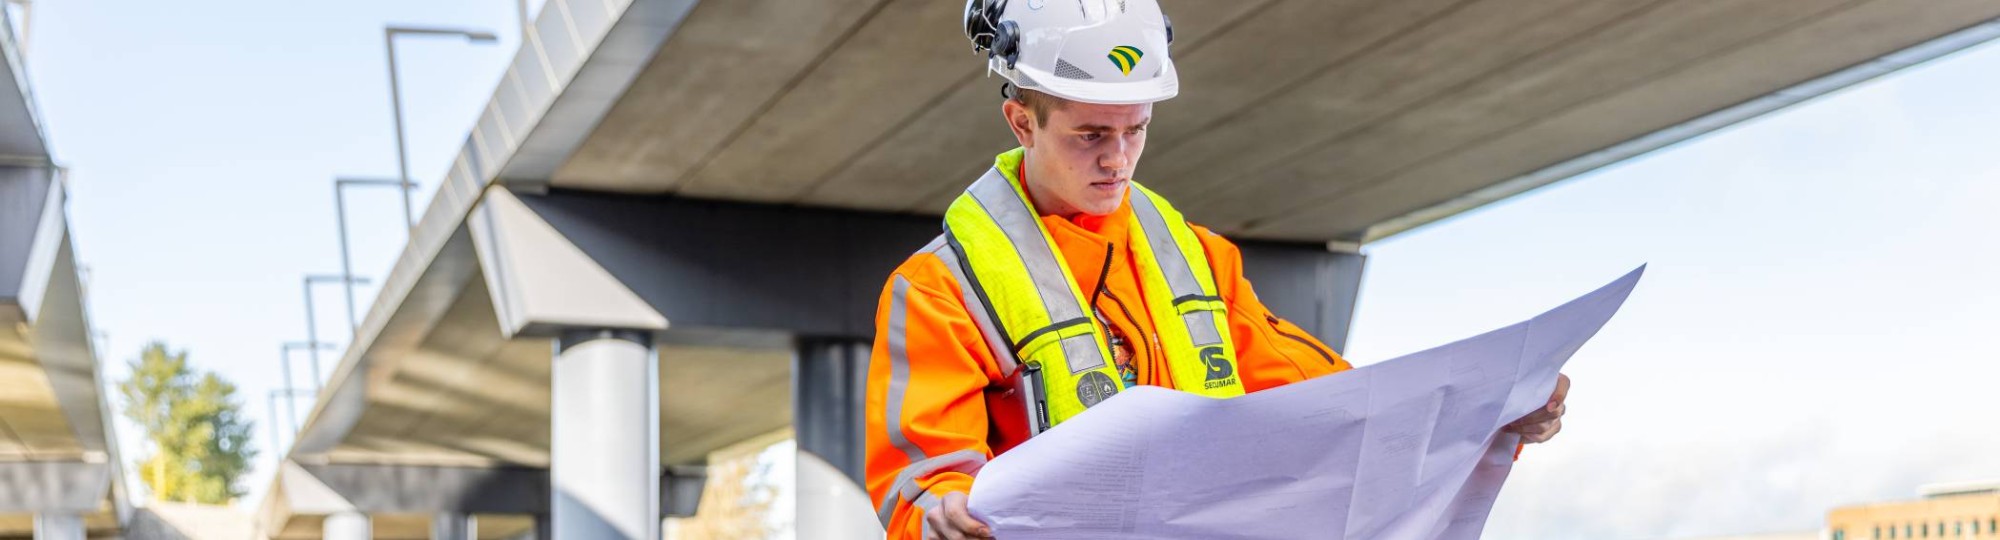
[994, 147, 1132, 241]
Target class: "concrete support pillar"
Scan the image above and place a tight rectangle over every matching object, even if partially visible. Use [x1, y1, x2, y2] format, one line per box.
[551, 329, 658, 540]
[32, 513, 83, 540]
[324, 511, 371, 540]
[431, 512, 474, 540]
[795, 338, 875, 538]
[661, 465, 708, 518]
[1237, 242, 1368, 351]
[793, 338, 867, 486]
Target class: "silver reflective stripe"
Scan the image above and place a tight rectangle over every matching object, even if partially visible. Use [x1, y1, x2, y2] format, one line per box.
[1060, 334, 1104, 374]
[966, 169, 1106, 372]
[875, 449, 988, 527]
[968, 171, 1112, 374]
[933, 238, 1019, 375]
[966, 169, 1080, 323]
[916, 234, 948, 258]
[1182, 311, 1222, 346]
[1127, 187, 1206, 300]
[913, 490, 943, 539]
[885, 276, 927, 467]
[1130, 188, 1223, 345]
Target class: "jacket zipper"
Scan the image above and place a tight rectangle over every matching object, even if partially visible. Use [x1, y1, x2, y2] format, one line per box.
[1267, 314, 1339, 368]
[1091, 243, 1157, 383]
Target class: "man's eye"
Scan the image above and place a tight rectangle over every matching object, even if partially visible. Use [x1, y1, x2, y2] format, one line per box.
[1080, 133, 1102, 143]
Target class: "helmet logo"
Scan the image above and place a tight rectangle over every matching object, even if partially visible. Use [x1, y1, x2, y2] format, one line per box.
[1107, 46, 1144, 76]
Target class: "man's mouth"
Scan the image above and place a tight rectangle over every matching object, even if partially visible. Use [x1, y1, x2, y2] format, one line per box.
[1090, 179, 1127, 191]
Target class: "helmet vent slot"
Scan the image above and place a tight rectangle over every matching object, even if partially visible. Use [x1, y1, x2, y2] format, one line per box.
[1054, 58, 1095, 80]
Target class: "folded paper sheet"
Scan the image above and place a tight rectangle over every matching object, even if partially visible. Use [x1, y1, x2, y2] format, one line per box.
[968, 266, 1644, 539]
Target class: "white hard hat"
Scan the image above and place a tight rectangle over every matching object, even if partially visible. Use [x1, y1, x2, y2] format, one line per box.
[963, 0, 1178, 105]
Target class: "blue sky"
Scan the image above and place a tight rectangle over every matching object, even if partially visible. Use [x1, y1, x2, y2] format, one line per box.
[20, 1, 2000, 538]
[1343, 37, 2000, 540]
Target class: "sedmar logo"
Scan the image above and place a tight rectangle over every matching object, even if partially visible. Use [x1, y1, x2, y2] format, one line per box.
[1200, 346, 1234, 384]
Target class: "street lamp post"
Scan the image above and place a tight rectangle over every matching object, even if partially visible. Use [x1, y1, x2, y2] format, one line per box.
[282, 341, 336, 398]
[515, 0, 530, 44]
[384, 25, 497, 232]
[333, 177, 414, 333]
[266, 390, 283, 468]
[303, 274, 369, 392]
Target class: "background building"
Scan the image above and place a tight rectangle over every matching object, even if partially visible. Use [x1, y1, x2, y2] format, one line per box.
[1673, 533, 1821, 540]
[1829, 481, 2000, 540]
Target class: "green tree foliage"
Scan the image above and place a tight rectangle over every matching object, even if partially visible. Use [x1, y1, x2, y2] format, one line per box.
[117, 342, 257, 503]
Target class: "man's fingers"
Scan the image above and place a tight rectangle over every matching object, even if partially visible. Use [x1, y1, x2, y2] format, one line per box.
[944, 492, 993, 539]
[1504, 419, 1548, 435]
[1539, 419, 1563, 442]
[1509, 409, 1556, 428]
[1507, 374, 1571, 442]
[924, 511, 954, 540]
[1509, 403, 1564, 429]
[1509, 375, 1572, 429]
[1520, 418, 1562, 443]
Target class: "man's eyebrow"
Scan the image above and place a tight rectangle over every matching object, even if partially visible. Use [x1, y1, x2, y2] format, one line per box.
[1074, 120, 1151, 132]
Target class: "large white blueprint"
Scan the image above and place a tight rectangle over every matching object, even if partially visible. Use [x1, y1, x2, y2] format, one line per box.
[967, 266, 1644, 539]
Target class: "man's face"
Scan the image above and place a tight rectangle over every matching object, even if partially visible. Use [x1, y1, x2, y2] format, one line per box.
[1006, 98, 1153, 217]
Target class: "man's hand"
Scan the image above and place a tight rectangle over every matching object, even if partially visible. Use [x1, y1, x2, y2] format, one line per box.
[924, 491, 993, 540]
[1504, 373, 1569, 444]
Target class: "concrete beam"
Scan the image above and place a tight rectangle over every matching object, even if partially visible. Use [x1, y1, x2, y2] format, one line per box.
[265, 460, 712, 535]
[0, 9, 49, 161]
[288, 228, 484, 459]
[469, 187, 666, 338]
[1234, 0, 2000, 239]
[518, 189, 936, 339]
[497, 0, 702, 183]
[518, 189, 1364, 345]
[295, 463, 548, 515]
[0, 461, 110, 514]
[0, 165, 52, 305]
[551, 0, 879, 192]
[25, 232, 114, 457]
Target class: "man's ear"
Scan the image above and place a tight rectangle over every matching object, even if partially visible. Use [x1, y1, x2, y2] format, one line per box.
[1002, 99, 1036, 148]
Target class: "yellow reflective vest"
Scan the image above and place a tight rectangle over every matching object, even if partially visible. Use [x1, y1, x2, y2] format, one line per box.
[941, 148, 1244, 433]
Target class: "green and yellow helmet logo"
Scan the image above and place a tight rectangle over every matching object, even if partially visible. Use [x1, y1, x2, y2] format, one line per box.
[1107, 45, 1144, 76]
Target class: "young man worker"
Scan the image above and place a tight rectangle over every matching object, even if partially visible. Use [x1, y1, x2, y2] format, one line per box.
[866, 1, 1571, 538]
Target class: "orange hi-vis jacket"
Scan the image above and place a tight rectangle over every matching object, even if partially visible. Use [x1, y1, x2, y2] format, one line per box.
[865, 163, 1354, 538]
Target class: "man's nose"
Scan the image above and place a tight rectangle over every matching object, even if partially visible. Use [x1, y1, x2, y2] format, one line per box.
[1101, 141, 1132, 173]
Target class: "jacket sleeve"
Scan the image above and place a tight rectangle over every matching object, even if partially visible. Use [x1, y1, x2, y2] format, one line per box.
[1194, 225, 1354, 393]
[865, 258, 1004, 539]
